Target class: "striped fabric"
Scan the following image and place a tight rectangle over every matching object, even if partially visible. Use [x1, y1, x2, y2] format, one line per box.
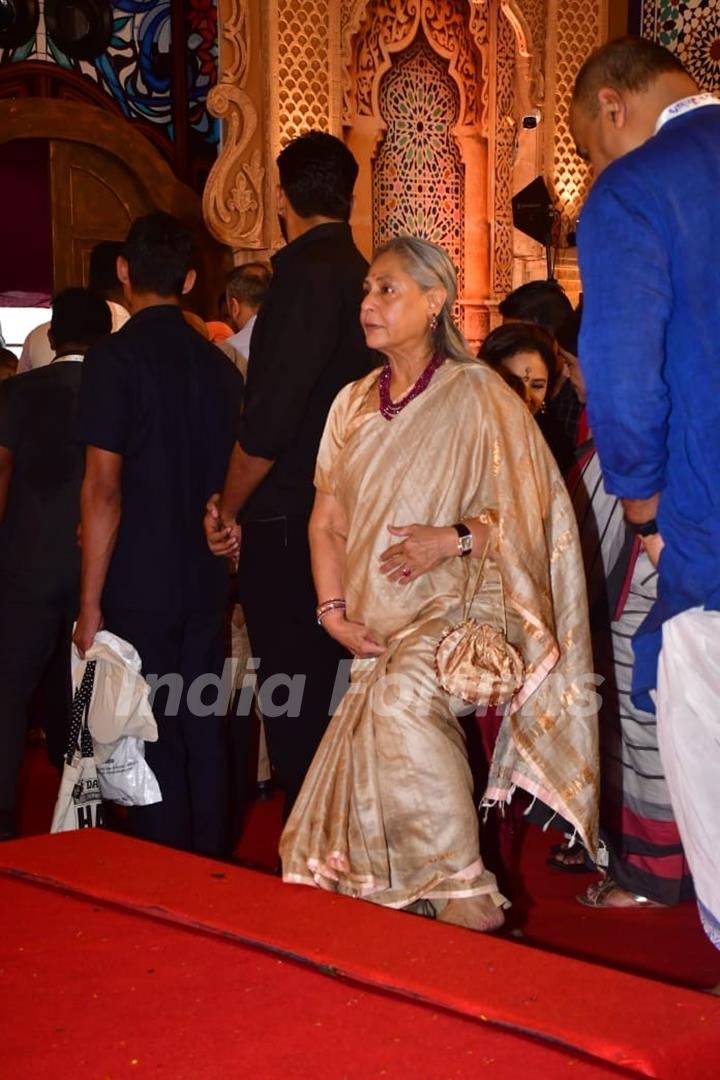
[568, 441, 691, 904]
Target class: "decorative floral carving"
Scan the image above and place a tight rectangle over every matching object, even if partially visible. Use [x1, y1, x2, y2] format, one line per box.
[353, 0, 419, 119]
[492, 5, 517, 297]
[514, 0, 546, 63]
[347, 0, 489, 129]
[221, 0, 249, 87]
[202, 1, 265, 249]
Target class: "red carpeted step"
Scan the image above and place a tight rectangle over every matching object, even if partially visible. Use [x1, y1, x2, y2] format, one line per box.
[234, 788, 720, 991]
[18, 746, 720, 992]
[1, 876, 628, 1080]
[2, 831, 719, 1078]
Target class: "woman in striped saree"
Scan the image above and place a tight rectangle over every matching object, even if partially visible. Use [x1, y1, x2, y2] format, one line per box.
[565, 351, 691, 907]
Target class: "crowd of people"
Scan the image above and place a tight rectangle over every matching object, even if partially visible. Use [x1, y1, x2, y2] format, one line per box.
[0, 36, 717, 955]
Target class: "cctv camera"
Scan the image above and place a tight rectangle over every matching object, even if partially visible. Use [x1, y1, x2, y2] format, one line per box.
[522, 109, 542, 130]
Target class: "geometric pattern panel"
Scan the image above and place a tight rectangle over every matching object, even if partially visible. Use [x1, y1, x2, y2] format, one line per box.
[0, 1, 219, 146]
[373, 34, 465, 304]
[277, 0, 331, 146]
[632, 0, 720, 92]
[552, 0, 604, 234]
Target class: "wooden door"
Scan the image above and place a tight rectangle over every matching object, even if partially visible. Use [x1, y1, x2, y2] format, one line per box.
[49, 140, 155, 291]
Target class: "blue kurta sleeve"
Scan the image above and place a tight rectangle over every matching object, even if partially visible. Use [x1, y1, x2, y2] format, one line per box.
[578, 175, 672, 500]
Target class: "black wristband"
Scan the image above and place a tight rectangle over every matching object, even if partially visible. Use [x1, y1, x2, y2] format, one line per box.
[632, 519, 659, 538]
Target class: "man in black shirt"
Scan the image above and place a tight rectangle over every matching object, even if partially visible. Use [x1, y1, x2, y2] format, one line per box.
[206, 131, 374, 820]
[0, 288, 111, 839]
[74, 213, 244, 857]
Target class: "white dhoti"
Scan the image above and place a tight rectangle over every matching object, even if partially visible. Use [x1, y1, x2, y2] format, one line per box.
[657, 608, 720, 949]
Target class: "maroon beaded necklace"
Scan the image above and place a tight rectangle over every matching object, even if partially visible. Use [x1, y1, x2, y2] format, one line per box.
[378, 352, 445, 421]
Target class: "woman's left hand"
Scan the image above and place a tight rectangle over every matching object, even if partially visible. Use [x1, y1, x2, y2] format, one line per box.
[379, 523, 457, 585]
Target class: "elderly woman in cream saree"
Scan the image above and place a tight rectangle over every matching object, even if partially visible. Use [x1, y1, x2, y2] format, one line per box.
[280, 238, 598, 932]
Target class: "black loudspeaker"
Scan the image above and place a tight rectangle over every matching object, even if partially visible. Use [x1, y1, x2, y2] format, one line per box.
[45, 0, 112, 62]
[512, 176, 557, 278]
[0, 1, 39, 48]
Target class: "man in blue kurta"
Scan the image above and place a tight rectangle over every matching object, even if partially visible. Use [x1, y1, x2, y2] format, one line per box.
[571, 36, 720, 954]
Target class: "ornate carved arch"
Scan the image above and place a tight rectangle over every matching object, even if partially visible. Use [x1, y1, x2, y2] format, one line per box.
[341, 1, 543, 121]
[342, 0, 529, 333]
[342, 1, 491, 132]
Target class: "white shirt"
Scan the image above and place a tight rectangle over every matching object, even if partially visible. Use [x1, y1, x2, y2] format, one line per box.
[17, 301, 130, 374]
[227, 313, 257, 364]
[655, 92, 720, 133]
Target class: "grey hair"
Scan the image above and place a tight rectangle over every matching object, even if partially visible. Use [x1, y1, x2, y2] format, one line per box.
[372, 235, 473, 362]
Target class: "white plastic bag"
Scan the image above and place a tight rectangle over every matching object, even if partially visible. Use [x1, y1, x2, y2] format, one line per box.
[95, 736, 162, 807]
[70, 633, 157, 761]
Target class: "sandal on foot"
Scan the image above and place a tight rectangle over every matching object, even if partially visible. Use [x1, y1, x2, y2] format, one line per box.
[401, 899, 436, 919]
[548, 833, 575, 856]
[546, 840, 594, 874]
[577, 877, 665, 909]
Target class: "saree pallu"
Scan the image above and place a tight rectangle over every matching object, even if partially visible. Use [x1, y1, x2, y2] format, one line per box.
[280, 361, 599, 908]
[568, 443, 690, 904]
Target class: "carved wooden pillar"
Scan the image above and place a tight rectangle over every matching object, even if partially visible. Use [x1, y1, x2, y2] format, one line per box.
[205, 1, 343, 264]
[455, 128, 490, 345]
[203, 0, 271, 263]
[344, 117, 384, 262]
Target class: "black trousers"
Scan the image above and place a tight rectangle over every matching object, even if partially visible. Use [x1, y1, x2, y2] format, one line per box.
[238, 516, 349, 818]
[103, 606, 229, 859]
[0, 583, 75, 825]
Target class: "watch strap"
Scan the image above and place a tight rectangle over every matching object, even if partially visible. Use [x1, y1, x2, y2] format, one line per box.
[452, 522, 473, 556]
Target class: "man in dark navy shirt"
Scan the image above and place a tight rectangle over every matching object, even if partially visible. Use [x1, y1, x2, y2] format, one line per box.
[75, 213, 244, 857]
[0, 288, 111, 839]
[205, 132, 374, 821]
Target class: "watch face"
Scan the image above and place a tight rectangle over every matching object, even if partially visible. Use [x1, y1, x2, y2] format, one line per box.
[460, 533, 473, 554]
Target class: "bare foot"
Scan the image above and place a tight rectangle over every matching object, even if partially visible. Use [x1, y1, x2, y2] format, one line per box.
[436, 894, 505, 933]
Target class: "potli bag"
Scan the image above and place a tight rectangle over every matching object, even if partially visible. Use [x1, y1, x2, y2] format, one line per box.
[434, 546, 525, 709]
[51, 660, 104, 832]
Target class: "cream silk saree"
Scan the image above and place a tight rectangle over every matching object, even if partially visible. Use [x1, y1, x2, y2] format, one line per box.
[280, 360, 599, 909]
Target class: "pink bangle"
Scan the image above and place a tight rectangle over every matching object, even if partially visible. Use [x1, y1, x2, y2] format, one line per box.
[316, 599, 346, 625]
[317, 609, 345, 626]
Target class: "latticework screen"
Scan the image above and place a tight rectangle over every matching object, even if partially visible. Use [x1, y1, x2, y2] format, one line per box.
[373, 35, 465, 302]
[551, 0, 604, 235]
[277, 0, 332, 146]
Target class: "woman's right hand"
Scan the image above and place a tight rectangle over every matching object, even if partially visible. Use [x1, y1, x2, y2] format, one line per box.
[320, 610, 386, 659]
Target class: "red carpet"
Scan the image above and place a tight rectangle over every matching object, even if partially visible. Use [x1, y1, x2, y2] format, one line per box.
[3, 830, 720, 1079]
[15, 742, 720, 989]
[235, 785, 720, 990]
[2, 874, 626, 1080]
[10, 745, 720, 1078]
